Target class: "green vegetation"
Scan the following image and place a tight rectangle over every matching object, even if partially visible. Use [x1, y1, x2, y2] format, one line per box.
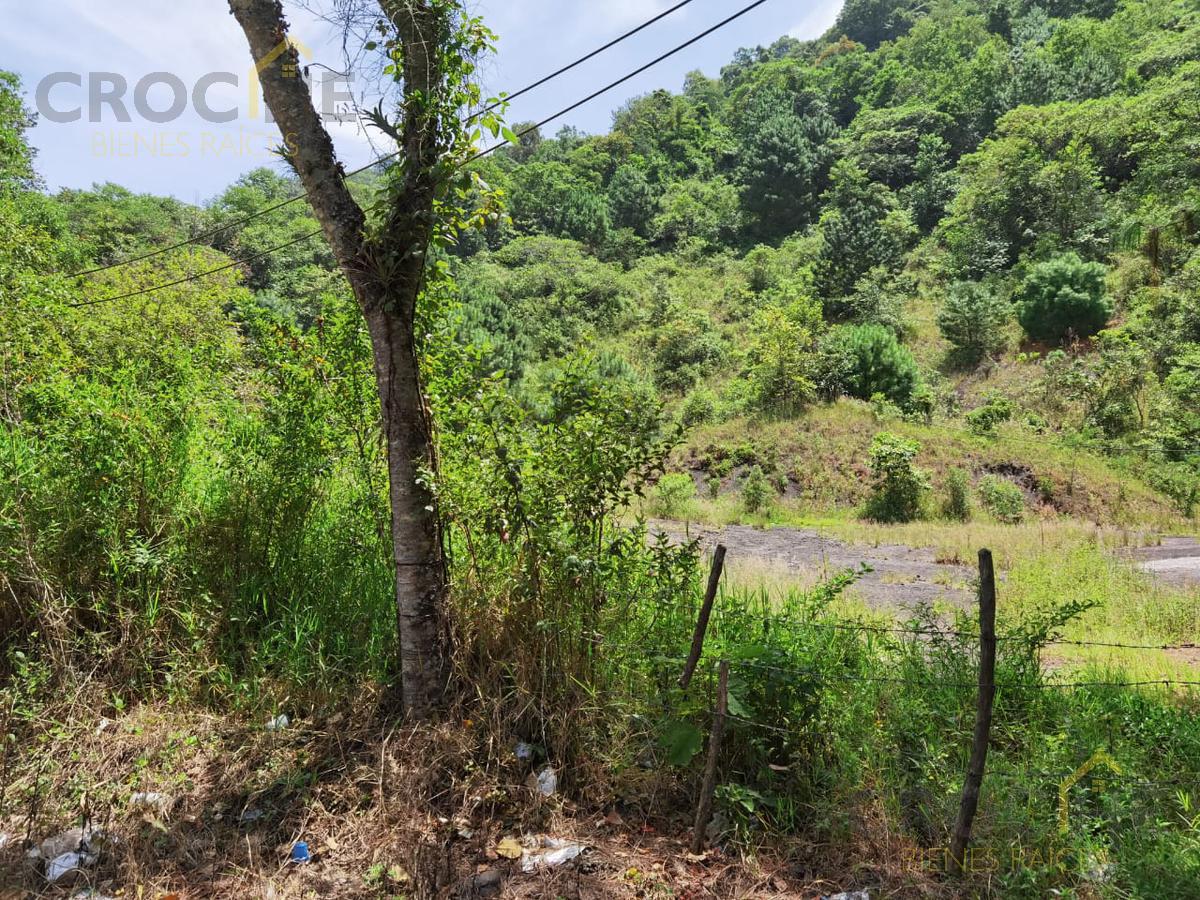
[942, 467, 974, 521]
[865, 432, 929, 522]
[2, 0, 1199, 891]
[652, 472, 697, 517]
[979, 473, 1028, 522]
[1016, 251, 1113, 342]
[937, 280, 1011, 365]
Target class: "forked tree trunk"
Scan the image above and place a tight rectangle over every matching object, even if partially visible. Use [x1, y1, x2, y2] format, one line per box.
[229, 0, 448, 717]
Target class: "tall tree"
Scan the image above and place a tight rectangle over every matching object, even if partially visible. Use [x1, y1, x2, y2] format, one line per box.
[228, 0, 491, 716]
[733, 87, 839, 243]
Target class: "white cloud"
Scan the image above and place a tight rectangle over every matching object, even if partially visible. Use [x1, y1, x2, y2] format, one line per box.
[788, 1, 842, 40]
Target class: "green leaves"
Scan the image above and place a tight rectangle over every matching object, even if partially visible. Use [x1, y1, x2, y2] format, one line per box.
[659, 720, 702, 766]
[1016, 252, 1111, 344]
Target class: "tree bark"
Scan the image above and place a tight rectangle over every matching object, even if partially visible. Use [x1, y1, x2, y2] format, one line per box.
[228, 0, 448, 717]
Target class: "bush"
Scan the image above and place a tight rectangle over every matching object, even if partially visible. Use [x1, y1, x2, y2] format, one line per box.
[908, 383, 936, 425]
[937, 281, 1010, 365]
[652, 473, 696, 518]
[652, 308, 726, 392]
[680, 388, 716, 427]
[869, 391, 902, 420]
[746, 298, 821, 414]
[978, 475, 1025, 523]
[817, 323, 920, 408]
[742, 465, 771, 513]
[965, 394, 1015, 435]
[705, 474, 721, 499]
[863, 432, 928, 522]
[941, 468, 972, 521]
[1016, 253, 1112, 343]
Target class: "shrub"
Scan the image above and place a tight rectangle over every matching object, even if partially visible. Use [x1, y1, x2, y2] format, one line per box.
[705, 474, 721, 499]
[941, 468, 972, 521]
[869, 391, 902, 420]
[652, 308, 726, 392]
[816, 323, 920, 407]
[1016, 253, 1112, 343]
[652, 473, 696, 518]
[965, 394, 1015, 435]
[680, 389, 716, 427]
[863, 432, 928, 522]
[937, 280, 1010, 365]
[742, 465, 771, 513]
[978, 475, 1025, 523]
[1147, 463, 1199, 518]
[746, 298, 821, 414]
[908, 382, 936, 425]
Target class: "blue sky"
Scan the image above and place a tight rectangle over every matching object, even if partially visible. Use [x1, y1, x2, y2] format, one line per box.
[9, 0, 841, 203]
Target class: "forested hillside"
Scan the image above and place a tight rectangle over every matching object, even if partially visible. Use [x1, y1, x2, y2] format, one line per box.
[447, 0, 1200, 523]
[2, 0, 1200, 894]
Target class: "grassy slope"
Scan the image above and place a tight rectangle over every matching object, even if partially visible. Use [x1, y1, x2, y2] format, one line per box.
[672, 398, 1185, 528]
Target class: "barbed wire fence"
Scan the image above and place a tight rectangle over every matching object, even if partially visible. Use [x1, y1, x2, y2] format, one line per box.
[647, 543, 1200, 874]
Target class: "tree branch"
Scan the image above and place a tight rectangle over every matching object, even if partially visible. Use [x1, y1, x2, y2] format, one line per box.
[228, 0, 366, 271]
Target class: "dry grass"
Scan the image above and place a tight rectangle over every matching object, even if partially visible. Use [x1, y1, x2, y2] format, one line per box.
[826, 519, 1162, 572]
[674, 399, 1188, 528]
[0, 689, 958, 899]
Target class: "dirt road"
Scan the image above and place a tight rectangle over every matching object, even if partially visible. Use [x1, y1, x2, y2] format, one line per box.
[650, 523, 1200, 612]
[1125, 535, 1200, 587]
[650, 521, 976, 610]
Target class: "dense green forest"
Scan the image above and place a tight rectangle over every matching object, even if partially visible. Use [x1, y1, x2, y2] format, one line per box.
[2, 0, 1199, 894]
[447, 0, 1200, 522]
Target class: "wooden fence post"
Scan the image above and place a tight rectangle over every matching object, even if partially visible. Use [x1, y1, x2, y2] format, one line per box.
[691, 659, 729, 855]
[679, 544, 726, 689]
[948, 548, 997, 876]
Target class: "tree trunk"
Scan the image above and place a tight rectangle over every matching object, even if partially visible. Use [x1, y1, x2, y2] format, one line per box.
[228, 0, 448, 716]
[363, 300, 448, 716]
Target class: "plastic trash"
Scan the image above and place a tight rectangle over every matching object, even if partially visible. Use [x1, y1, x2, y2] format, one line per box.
[290, 841, 310, 864]
[495, 836, 523, 859]
[130, 791, 172, 814]
[519, 836, 585, 873]
[46, 850, 98, 884]
[514, 741, 534, 760]
[39, 827, 86, 860]
[34, 825, 109, 884]
[38, 826, 108, 862]
[0, 833, 9, 851]
[823, 892, 870, 900]
[535, 766, 557, 796]
[239, 808, 264, 824]
[266, 714, 289, 731]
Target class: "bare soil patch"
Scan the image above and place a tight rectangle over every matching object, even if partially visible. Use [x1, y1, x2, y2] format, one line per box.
[650, 521, 975, 611]
[1122, 535, 1200, 587]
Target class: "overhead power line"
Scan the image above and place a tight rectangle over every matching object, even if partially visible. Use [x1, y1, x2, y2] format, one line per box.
[63, 0, 700, 280]
[68, 0, 776, 309]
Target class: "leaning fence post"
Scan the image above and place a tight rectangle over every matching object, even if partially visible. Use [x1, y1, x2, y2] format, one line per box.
[691, 659, 729, 855]
[679, 544, 726, 689]
[948, 548, 998, 876]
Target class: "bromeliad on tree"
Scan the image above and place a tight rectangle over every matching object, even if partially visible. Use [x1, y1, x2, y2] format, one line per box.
[227, 0, 505, 717]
